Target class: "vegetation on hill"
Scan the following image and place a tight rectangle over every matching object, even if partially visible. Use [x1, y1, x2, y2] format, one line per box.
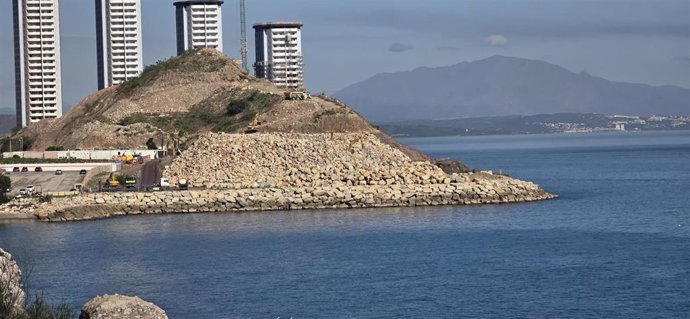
[15, 49, 378, 152]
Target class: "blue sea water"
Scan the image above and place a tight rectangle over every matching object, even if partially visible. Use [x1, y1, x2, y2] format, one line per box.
[1, 130, 689, 318]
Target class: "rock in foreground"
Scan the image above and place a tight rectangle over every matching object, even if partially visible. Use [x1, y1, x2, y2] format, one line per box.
[80, 294, 167, 319]
[0, 248, 25, 318]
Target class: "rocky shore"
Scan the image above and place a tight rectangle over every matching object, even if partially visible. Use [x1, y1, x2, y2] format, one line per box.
[34, 171, 554, 222]
[1, 248, 167, 319]
[4, 133, 556, 222]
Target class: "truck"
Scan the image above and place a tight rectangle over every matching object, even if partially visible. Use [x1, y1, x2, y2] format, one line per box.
[178, 178, 189, 190]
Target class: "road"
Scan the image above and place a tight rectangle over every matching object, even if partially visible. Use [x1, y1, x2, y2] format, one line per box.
[6, 172, 84, 195]
[141, 159, 162, 186]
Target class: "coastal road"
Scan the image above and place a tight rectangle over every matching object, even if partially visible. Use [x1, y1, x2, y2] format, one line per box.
[7, 172, 84, 195]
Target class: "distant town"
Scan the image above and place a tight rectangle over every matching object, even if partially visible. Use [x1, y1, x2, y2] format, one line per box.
[377, 113, 690, 137]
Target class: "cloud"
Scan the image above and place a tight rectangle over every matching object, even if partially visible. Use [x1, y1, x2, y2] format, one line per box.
[388, 43, 414, 53]
[485, 35, 508, 46]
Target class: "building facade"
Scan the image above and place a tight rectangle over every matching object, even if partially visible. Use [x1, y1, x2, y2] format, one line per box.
[12, 0, 63, 128]
[253, 22, 304, 89]
[95, 0, 144, 89]
[174, 0, 224, 55]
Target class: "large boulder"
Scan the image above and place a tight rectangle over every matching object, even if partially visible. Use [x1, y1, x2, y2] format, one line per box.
[0, 248, 25, 318]
[80, 294, 167, 319]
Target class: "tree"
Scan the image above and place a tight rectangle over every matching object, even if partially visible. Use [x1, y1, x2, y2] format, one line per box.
[145, 138, 158, 150]
[0, 175, 10, 203]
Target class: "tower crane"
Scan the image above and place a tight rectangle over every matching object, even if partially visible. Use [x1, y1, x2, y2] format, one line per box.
[240, 0, 248, 71]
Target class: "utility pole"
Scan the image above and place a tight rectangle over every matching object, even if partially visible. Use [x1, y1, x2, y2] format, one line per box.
[240, 0, 248, 71]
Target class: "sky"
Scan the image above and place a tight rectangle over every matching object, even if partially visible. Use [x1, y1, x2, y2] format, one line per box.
[0, 0, 689, 114]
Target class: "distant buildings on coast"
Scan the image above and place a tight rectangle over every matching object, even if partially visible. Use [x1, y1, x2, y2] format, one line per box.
[11, 0, 305, 129]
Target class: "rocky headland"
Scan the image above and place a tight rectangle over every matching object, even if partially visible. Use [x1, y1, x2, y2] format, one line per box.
[4, 49, 556, 222]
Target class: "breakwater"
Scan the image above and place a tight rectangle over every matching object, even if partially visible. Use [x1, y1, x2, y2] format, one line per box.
[37, 172, 554, 222]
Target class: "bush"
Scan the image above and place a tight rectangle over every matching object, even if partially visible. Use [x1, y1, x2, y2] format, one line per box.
[45, 146, 65, 152]
[0, 175, 10, 203]
[146, 138, 158, 150]
[20, 296, 75, 319]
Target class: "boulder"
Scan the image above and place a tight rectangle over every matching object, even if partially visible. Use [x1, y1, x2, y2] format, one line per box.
[80, 294, 167, 319]
[0, 248, 25, 318]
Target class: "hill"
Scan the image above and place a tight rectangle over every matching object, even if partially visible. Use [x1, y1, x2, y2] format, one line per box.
[334, 56, 690, 122]
[16, 49, 376, 152]
[0, 115, 15, 136]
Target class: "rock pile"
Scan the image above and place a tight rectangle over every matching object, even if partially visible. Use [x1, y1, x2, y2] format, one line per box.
[80, 294, 168, 319]
[164, 132, 449, 189]
[0, 248, 25, 318]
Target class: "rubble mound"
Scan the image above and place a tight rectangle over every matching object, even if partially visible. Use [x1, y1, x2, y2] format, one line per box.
[17, 49, 378, 151]
[80, 294, 168, 319]
[164, 132, 449, 188]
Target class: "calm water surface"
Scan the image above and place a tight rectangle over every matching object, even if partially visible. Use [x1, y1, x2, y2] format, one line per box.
[1, 130, 689, 318]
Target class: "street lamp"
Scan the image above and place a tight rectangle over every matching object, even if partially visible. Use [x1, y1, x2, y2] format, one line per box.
[19, 137, 23, 153]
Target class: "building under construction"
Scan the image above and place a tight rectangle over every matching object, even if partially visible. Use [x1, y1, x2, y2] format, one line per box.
[253, 22, 304, 89]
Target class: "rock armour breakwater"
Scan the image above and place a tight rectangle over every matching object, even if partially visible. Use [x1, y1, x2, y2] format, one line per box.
[37, 173, 555, 222]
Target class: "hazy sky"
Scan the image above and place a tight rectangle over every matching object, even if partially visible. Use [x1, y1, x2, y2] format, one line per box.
[1, 0, 689, 113]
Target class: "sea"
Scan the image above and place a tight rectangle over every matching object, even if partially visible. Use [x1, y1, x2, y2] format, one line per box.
[1, 130, 689, 318]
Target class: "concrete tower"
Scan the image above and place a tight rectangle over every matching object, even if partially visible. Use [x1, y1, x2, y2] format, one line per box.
[174, 0, 224, 55]
[253, 22, 304, 89]
[95, 0, 144, 89]
[12, 0, 63, 128]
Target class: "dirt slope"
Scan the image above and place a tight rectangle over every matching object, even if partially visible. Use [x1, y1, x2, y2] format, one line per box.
[17, 49, 378, 151]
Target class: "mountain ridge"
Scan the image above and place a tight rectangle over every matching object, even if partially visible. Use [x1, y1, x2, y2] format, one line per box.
[334, 56, 690, 122]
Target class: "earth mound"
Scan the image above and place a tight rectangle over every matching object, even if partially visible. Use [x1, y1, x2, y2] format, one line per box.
[17, 49, 377, 152]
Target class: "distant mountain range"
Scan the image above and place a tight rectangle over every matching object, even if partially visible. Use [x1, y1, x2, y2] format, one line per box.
[334, 56, 690, 122]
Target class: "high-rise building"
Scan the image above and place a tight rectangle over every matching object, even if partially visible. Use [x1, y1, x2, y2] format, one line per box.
[95, 0, 144, 89]
[174, 0, 224, 55]
[12, 0, 63, 128]
[253, 22, 304, 89]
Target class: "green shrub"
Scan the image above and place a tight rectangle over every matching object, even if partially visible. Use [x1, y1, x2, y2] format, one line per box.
[146, 138, 158, 150]
[45, 146, 65, 152]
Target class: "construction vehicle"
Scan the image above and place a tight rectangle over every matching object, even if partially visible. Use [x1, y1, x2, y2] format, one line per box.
[245, 114, 261, 134]
[107, 173, 120, 187]
[178, 178, 189, 190]
[284, 90, 311, 101]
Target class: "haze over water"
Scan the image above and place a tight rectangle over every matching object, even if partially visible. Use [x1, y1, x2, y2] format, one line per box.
[1, 131, 689, 318]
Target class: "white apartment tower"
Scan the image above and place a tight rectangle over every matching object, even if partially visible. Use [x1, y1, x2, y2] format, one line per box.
[253, 22, 304, 89]
[95, 0, 144, 89]
[174, 0, 224, 55]
[12, 0, 63, 128]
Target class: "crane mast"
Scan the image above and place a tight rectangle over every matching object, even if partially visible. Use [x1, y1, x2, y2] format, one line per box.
[240, 0, 248, 72]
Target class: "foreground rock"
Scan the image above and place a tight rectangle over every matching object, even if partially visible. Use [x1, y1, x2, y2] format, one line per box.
[0, 248, 25, 318]
[80, 294, 168, 319]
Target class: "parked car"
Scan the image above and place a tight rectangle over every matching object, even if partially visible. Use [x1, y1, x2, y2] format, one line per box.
[12, 167, 20, 173]
[79, 169, 87, 175]
[34, 167, 43, 172]
[55, 169, 63, 175]
[25, 185, 35, 194]
[18, 188, 28, 196]
[20, 167, 28, 172]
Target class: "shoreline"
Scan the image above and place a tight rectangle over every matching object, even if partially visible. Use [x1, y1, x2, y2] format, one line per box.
[13, 173, 557, 222]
